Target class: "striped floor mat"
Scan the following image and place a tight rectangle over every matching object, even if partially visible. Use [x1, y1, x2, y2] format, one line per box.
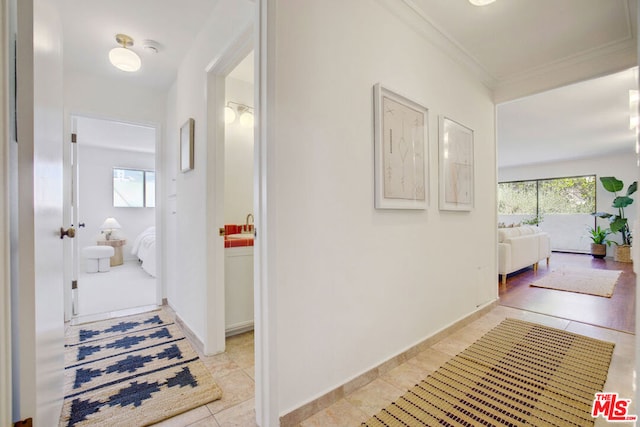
[363, 318, 615, 426]
[60, 311, 222, 427]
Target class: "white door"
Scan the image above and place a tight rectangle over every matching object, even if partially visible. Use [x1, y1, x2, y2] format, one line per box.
[14, 0, 65, 423]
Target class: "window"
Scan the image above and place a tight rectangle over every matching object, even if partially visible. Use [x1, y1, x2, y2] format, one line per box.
[498, 175, 596, 252]
[113, 168, 155, 208]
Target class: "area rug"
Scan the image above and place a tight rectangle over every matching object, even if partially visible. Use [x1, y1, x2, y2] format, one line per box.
[529, 267, 622, 297]
[363, 318, 614, 427]
[60, 311, 222, 427]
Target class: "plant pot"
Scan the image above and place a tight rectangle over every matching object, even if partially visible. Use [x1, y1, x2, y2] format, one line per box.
[614, 245, 632, 263]
[590, 243, 607, 259]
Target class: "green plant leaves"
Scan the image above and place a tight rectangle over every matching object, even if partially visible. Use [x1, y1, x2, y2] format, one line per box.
[600, 176, 624, 193]
[612, 196, 634, 209]
[610, 217, 628, 234]
[627, 181, 637, 196]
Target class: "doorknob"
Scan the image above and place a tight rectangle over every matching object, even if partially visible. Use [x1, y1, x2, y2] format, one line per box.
[60, 227, 76, 239]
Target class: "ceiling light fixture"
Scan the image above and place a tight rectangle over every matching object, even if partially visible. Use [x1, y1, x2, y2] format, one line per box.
[468, 0, 497, 5]
[224, 101, 254, 128]
[109, 33, 141, 72]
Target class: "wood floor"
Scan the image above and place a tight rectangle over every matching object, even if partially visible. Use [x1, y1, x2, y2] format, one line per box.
[498, 252, 636, 334]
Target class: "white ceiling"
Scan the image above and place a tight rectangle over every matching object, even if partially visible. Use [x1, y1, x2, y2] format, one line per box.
[60, 0, 638, 168]
[60, 0, 220, 89]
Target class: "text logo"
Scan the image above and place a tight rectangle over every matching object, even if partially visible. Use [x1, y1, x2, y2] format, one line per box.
[591, 392, 637, 422]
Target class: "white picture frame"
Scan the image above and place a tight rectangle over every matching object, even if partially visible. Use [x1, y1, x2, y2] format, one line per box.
[180, 118, 194, 172]
[373, 84, 428, 210]
[439, 116, 474, 211]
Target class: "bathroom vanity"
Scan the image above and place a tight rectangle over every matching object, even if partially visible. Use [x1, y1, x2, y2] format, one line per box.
[225, 244, 254, 336]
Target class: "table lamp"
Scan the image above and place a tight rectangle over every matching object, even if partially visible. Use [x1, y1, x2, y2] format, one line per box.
[100, 217, 121, 240]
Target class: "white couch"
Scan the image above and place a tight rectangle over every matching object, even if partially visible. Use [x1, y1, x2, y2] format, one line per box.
[498, 225, 551, 287]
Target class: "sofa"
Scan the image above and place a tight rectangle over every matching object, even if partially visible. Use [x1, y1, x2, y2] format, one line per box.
[498, 225, 551, 287]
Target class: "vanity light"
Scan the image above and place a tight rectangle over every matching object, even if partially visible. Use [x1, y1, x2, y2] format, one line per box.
[225, 101, 254, 128]
[468, 0, 496, 5]
[224, 104, 237, 124]
[109, 34, 141, 72]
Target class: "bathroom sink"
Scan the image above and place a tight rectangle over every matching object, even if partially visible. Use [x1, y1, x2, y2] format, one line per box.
[227, 233, 254, 240]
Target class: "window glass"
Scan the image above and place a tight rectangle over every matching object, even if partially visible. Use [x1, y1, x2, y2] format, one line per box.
[145, 171, 156, 208]
[113, 168, 144, 207]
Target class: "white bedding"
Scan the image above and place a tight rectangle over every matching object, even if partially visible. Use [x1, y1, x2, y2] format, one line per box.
[132, 226, 156, 277]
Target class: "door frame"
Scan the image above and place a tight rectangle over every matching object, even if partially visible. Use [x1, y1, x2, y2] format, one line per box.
[203, 25, 253, 353]
[1, 0, 13, 422]
[63, 112, 163, 321]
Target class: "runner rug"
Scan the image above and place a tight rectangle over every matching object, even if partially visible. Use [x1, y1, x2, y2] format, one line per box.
[529, 267, 622, 297]
[60, 311, 222, 427]
[363, 318, 615, 427]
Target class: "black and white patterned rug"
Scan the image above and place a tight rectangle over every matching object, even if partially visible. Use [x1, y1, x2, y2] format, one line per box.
[60, 311, 222, 427]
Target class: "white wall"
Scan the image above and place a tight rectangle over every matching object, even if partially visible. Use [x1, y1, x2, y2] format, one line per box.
[225, 77, 254, 224]
[268, 0, 497, 415]
[163, 0, 254, 345]
[499, 152, 638, 257]
[78, 145, 155, 264]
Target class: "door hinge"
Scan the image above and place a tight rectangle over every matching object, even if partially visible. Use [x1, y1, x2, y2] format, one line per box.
[71, 132, 77, 143]
[72, 280, 78, 290]
[14, 418, 33, 427]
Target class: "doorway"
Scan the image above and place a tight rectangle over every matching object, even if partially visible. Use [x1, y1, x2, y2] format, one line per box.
[70, 115, 159, 321]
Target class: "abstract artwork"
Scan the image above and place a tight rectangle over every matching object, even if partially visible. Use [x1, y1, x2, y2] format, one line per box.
[374, 84, 428, 209]
[439, 116, 474, 211]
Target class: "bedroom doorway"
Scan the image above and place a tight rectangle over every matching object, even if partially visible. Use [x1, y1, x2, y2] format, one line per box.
[69, 115, 159, 321]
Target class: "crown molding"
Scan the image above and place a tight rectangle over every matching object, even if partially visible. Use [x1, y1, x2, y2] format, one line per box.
[381, 0, 637, 101]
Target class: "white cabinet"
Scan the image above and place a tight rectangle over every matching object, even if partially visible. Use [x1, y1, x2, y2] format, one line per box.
[225, 246, 254, 335]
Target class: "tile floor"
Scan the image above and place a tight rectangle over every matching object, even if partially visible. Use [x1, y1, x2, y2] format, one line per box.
[153, 305, 636, 427]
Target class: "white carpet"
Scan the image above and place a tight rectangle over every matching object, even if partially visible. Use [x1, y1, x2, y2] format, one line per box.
[77, 260, 156, 316]
[530, 267, 622, 297]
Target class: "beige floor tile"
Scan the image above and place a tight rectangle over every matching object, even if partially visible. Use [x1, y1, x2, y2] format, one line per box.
[430, 329, 477, 357]
[214, 398, 258, 427]
[226, 345, 255, 370]
[243, 365, 255, 380]
[151, 405, 213, 426]
[380, 360, 430, 391]
[188, 415, 221, 427]
[206, 370, 255, 415]
[202, 352, 243, 380]
[345, 378, 405, 417]
[299, 398, 369, 427]
[407, 348, 452, 373]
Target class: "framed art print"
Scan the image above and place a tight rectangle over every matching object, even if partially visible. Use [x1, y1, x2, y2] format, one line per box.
[439, 116, 474, 211]
[373, 83, 428, 209]
[180, 118, 194, 172]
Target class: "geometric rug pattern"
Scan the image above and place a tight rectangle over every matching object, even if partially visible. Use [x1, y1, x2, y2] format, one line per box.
[60, 311, 222, 427]
[363, 318, 615, 427]
[530, 267, 622, 298]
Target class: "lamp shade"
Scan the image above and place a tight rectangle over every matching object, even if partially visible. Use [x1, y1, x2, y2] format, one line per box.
[100, 217, 122, 230]
[109, 47, 141, 72]
[469, 0, 496, 5]
[224, 106, 237, 124]
[239, 111, 254, 128]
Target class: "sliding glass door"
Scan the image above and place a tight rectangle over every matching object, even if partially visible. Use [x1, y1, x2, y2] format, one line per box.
[499, 175, 596, 252]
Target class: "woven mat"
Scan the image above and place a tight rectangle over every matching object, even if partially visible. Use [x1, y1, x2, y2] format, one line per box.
[530, 267, 622, 297]
[363, 318, 614, 427]
[60, 311, 222, 427]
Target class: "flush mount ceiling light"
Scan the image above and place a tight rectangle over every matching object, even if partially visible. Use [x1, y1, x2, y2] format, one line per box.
[469, 0, 496, 5]
[109, 33, 141, 72]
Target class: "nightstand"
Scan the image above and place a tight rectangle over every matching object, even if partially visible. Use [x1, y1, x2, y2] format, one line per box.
[97, 239, 127, 266]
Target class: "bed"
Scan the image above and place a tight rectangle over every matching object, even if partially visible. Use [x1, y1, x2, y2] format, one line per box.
[131, 226, 157, 277]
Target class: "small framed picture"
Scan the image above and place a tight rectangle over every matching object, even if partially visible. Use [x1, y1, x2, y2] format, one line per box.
[180, 118, 195, 172]
[373, 84, 428, 210]
[439, 116, 474, 211]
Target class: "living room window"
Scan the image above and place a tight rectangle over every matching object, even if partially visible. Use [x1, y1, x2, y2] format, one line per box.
[498, 175, 596, 252]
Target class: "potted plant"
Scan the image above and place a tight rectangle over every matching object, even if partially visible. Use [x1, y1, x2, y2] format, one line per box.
[587, 225, 611, 259]
[593, 176, 637, 263]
